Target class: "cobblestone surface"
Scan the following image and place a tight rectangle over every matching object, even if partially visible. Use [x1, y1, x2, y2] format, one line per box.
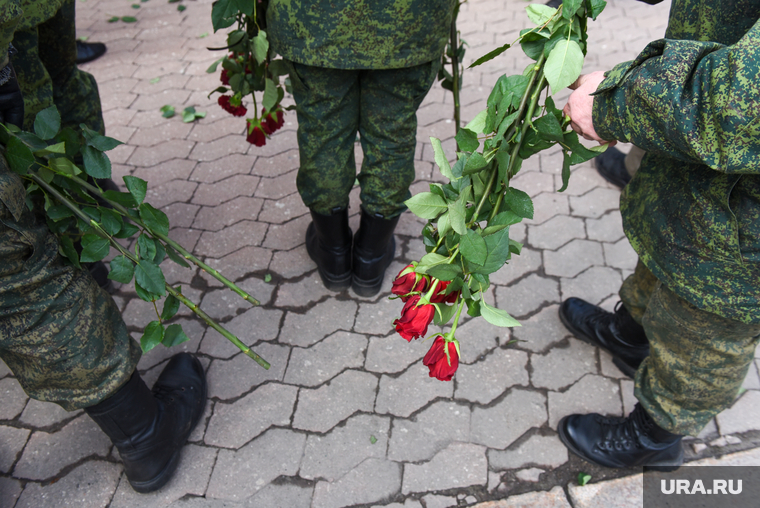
[3, 1, 759, 507]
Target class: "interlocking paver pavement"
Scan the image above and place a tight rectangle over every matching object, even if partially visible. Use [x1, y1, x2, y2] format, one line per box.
[2, 1, 760, 507]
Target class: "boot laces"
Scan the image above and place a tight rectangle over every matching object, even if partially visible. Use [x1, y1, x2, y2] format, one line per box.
[594, 409, 651, 452]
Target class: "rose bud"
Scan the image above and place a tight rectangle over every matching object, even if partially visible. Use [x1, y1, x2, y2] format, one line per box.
[423, 335, 459, 381]
[429, 279, 460, 304]
[246, 119, 267, 147]
[392, 264, 427, 301]
[393, 295, 435, 341]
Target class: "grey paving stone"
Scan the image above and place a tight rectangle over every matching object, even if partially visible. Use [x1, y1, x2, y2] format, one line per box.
[188, 399, 214, 444]
[531, 340, 597, 390]
[544, 240, 604, 278]
[375, 362, 454, 418]
[488, 434, 568, 470]
[516, 468, 544, 482]
[300, 414, 391, 481]
[206, 428, 306, 501]
[620, 379, 638, 416]
[0, 358, 11, 378]
[312, 457, 402, 508]
[200, 306, 284, 359]
[284, 331, 368, 387]
[402, 443, 487, 494]
[388, 401, 471, 462]
[0, 476, 22, 508]
[111, 444, 218, 508]
[453, 316, 503, 364]
[355, 297, 399, 336]
[742, 360, 760, 390]
[205, 383, 298, 449]
[243, 482, 313, 508]
[0, 377, 28, 419]
[15, 460, 122, 508]
[293, 370, 378, 433]
[372, 500, 423, 508]
[364, 333, 429, 374]
[547, 374, 622, 428]
[199, 287, 269, 321]
[471, 389, 547, 449]
[262, 215, 311, 250]
[168, 499, 243, 508]
[599, 350, 628, 380]
[202, 246, 274, 285]
[275, 272, 334, 307]
[206, 343, 290, 400]
[586, 212, 625, 243]
[511, 305, 570, 353]
[716, 389, 760, 435]
[567, 473, 642, 508]
[527, 193, 569, 225]
[455, 349, 529, 404]
[603, 237, 638, 271]
[569, 188, 620, 219]
[511, 169, 555, 197]
[0, 425, 30, 473]
[421, 494, 457, 508]
[280, 299, 358, 347]
[489, 247, 543, 286]
[528, 216, 586, 250]
[689, 446, 760, 466]
[14, 416, 111, 481]
[495, 274, 560, 318]
[562, 165, 608, 197]
[192, 197, 264, 232]
[195, 221, 269, 258]
[268, 247, 314, 278]
[560, 266, 623, 306]
[472, 486, 571, 508]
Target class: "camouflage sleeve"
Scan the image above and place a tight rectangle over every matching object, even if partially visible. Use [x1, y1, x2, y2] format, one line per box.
[592, 20, 760, 175]
[0, 0, 22, 67]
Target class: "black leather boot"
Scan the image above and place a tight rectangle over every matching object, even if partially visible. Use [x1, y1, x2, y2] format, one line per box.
[305, 208, 352, 291]
[559, 403, 683, 471]
[352, 208, 400, 297]
[559, 298, 649, 378]
[85, 353, 207, 493]
[76, 41, 107, 64]
[594, 145, 631, 189]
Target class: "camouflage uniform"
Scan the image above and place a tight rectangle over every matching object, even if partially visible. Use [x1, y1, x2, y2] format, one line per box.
[267, 0, 456, 217]
[0, 2, 138, 411]
[593, 0, 760, 435]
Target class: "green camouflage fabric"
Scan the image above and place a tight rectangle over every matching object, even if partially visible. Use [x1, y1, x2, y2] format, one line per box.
[288, 60, 439, 217]
[0, 0, 65, 67]
[267, 0, 456, 70]
[592, 0, 760, 325]
[619, 262, 760, 436]
[0, 155, 140, 411]
[10, 0, 105, 133]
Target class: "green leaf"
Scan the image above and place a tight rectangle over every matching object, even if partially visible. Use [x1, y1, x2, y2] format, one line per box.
[466, 298, 481, 317]
[33, 106, 61, 140]
[49, 156, 82, 176]
[455, 128, 479, 153]
[562, 0, 584, 19]
[369, 435, 378, 445]
[47, 204, 74, 221]
[160, 105, 175, 118]
[123, 176, 147, 205]
[211, 0, 236, 30]
[103, 190, 137, 209]
[108, 16, 120, 23]
[80, 234, 110, 263]
[163, 323, 190, 347]
[206, 57, 224, 74]
[182, 106, 202, 123]
[585, 0, 607, 19]
[509, 239, 523, 255]
[563, 131, 602, 164]
[132, 3, 141, 8]
[252, 30, 269, 63]
[463, 153, 488, 176]
[480, 299, 521, 328]
[177, 4, 186, 11]
[100, 208, 123, 235]
[165, 244, 191, 268]
[436, 211, 451, 238]
[81, 145, 112, 179]
[150, 77, 160, 84]
[5, 136, 35, 175]
[262, 78, 278, 112]
[433, 302, 458, 326]
[504, 188, 534, 219]
[526, 4, 557, 25]
[161, 293, 181, 320]
[108, 255, 135, 283]
[577, 472, 592, 486]
[468, 42, 511, 68]
[544, 29, 580, 58]
[115, 221, 140, 239]
[405, 192, 448, 220]
[135, 259, 166, 296]
[153, 240, 166, 264]
[448, 188, 469, 235]
[464, 110, 488, 135]
[534, 114, 564, 143]
[559, 151, 572, 192]
[141, 321, 165, 353]
[138, 234, 157, 261]
[59, 236, 81, 268]
[490, 210, 523, 227]
[80, 126, 123, 152]
[460, 229, 488, 266]
[427, 263, 463, 282]
[430, 137, 454, 181]
[264, 273, 272, 283]
[478, 227, 511, 274]
[121, 16, 138, 23]
[135, 281, 158, 302]
[520, 29, 551, 61]
[139, 203, 170, 237]
[544, 39, 584, 94]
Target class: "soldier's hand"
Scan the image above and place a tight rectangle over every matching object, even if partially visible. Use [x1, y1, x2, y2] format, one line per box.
[562, 71, 616, 146]
[0, 63, 24, 129]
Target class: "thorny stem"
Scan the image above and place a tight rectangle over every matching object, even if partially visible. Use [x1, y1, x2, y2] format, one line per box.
[446, 297, 467, 340]
[469, 163, 498, 226]
[450, 4, 462, 134]
[30, 172, 270, 368]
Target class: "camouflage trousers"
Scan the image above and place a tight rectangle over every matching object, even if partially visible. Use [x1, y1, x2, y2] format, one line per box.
[287, 59, 439, 218]
[0, 159, 139, 411]
[621, 261, 760, 436]
[12, 0, 105, 134]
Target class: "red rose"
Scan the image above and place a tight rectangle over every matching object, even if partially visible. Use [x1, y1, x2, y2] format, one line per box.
[261, 107, 285, 134]
[246, 120, 267, 147]
[392, 264, 427, 301]
[220, 69, 230, 86]
[393, 295, 435, 341]
[423, 335, 459, 381]
[218, 95, 247, 117]
[430, 279, 460, 304]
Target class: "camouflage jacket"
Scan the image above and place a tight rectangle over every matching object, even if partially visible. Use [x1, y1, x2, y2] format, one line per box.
[1, 0, 65, 66]
[593, 0, 760, 324]
[266, 0, 456, 70]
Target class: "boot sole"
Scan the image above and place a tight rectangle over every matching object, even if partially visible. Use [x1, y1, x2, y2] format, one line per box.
[130, 357, 208, 493]
[305, 232, 351, 291]
[558, 307, 638, 379]
[558, 416, 684, 471]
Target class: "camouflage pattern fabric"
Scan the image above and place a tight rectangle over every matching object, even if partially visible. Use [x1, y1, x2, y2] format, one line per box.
[267, 0, 456, 70]
[592, 1, 760, 325]
[11, 0, 105, 133]
[288, 59, 439, 217]
[0, 155, 140, 411]
[0, 0, 66, 66]
[619, 263, 760, 436]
